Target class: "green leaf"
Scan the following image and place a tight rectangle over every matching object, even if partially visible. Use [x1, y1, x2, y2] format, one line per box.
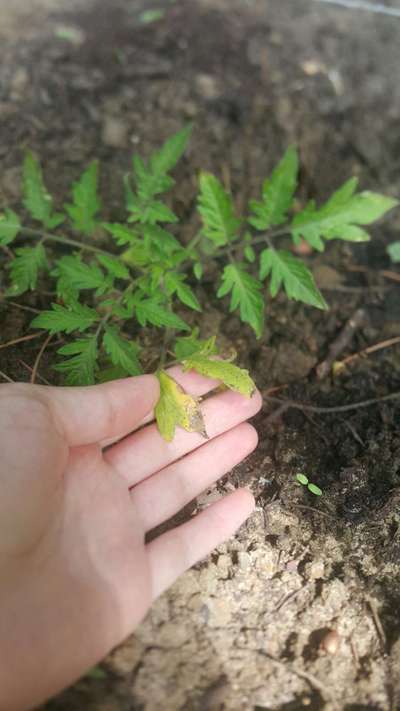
[183, 355, 256, 397]
[155, 370, 207, 442]
[0, 209, 21, 245]
[249, 147, 298, 230]
[193, 262, 203, 280]
[387, 241, 400, 263]
[31, 302, 99, 335]
[143, 225, 182, 256]
[7, 244, 48, 296]
[55, 337, 98, 385]
[102, 223, 140, 246]
[259, 248, 328, 310]
[65, 162, 101, 235]
[23, 152, 64, 229]
[174, 330, 218, 361]
[165, 272, 201, 311]
[198, 173, 241, 246]
[150, 125, 192, 176]
[308, 483, 322, 496]
[217, 264, 264, 338]
[244, 245, 256, 263]
[135, 299, 190, 331]
[103, 326, 142, 376]
[291, 179, 398, 251]
[142, 201, 178, 225]
[296, 473, 309, 486]
[54, 256, 108, 294]
[96, 254, 130, 280]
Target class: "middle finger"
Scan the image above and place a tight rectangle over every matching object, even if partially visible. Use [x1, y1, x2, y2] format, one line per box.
[105, 388, 262, 486]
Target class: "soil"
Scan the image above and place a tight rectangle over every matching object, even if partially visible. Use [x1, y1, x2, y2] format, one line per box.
[1, 0, 400, 709]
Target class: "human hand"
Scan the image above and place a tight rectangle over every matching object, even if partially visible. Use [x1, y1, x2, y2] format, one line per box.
[0, 369, 261, 710]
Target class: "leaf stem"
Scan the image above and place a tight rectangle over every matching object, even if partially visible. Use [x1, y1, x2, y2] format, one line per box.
[20, 226, 115, 258]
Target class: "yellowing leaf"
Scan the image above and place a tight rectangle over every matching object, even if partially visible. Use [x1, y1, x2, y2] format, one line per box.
[155, 370, 207, 442]
[182, 356, 256, 398]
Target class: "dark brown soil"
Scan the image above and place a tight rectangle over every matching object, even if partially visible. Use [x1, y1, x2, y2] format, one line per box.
[1, 1, 399, 709]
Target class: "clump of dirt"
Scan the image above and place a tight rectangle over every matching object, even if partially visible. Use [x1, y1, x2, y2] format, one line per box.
[0, 0, 399, 709]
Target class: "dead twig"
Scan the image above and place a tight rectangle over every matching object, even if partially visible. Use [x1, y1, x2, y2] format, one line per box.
[346, 264, 400, 284]
[1, 300, 41, 314]
[292, 504, 337, 520]
[366, 596, 387, 653]
[19, 360, 51, 385]
[263, 391, 400, 414]
[0, 369, 14, 383]
[316, 307, 367, 379]
[30, 334, 53, 384]
[0, 331, 45, 351]
[336, 335, 400, 369]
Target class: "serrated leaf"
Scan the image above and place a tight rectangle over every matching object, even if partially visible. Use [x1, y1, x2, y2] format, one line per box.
[54, 255, 108, 294]
[142, 201, 178, 225]
[31, 303, 99, 335]
[291, 179, 398, 251]
[23, 152, 64, 229]
[7, 244, 48, 296]
[150, 125, 192, 176]
[135, 299, 190, 331]
[259, 248, 327, 310]
[217, 263, 264, 338]
[102, 222, 140, 246]
[121, 244, 152, 267]
[387, 241, 400, 263]
[165, 272, 201, 311]
[96, 254, 130, 279]
[198, 173, 241, 246]
[249, 146, 298, 230]
[174, 329, 218, 361]
[155, 370, 207, 442]
[103, 326, 142, 376]
[65, 162, 101, 235]
[143, 224, 182, 256]
[0, 209, 21, 245]
[55, 337, 98, 385]
[183, 355, 255, 397]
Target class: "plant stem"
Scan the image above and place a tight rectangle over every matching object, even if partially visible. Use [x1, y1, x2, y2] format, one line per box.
[20, 226, 115, 258]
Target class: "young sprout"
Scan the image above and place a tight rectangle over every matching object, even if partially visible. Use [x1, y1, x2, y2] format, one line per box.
[295, 473, 322, 496]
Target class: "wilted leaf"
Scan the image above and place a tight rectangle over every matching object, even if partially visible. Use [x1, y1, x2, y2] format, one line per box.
[183, 355, 255, 397]
[155, 370, 207, 442]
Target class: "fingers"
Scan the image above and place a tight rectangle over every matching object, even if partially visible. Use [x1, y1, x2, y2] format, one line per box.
[30, 376, 160, 446]
[131, 423, 258, 531]
[105, 388, 262, 486]
[146, 488, 255, 599]
[102, 367, 221, 446]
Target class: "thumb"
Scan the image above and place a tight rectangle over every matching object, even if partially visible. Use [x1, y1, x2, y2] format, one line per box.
[0, 384, 67, 556]
[36, 375, 160, 446]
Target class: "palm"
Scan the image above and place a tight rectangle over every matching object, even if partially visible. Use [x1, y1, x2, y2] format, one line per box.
[0, 370, 260, 711]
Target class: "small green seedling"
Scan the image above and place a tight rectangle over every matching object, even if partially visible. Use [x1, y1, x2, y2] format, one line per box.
[295, 473, 323, 496]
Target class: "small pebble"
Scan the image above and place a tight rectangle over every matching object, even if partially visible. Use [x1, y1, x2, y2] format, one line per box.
[320, 629, 340, 655]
